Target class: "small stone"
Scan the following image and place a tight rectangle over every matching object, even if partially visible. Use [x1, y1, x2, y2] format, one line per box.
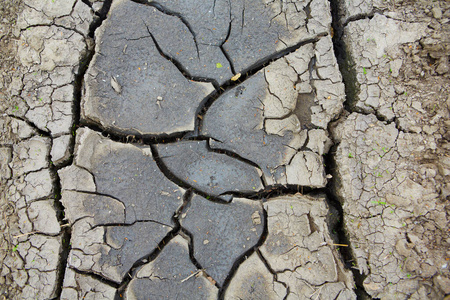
[110, 76, 122, 94]
[434, 275, 450, 294]
[394, 84, 405, 94]
[51, 135, 72, 167]
[251, 211, 261, 225]
[436, 56, 449, 75]
[431, 7, 442, 19]
[203, 240, 209, 245]
[389, 59, 402, 78]
[0, 147, 12, 180]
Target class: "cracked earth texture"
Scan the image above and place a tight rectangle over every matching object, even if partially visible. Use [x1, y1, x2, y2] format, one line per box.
[0, 0, 448, 299]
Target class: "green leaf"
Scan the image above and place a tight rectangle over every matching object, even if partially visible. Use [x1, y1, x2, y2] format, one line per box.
[216, 63, 223, 69]
[363, 67, 367, 75]
[12, 245, 18, 252]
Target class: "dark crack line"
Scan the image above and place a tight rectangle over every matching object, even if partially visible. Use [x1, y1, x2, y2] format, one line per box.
[220, 0, 236, 75]
[143, 24, 220, 88]
[179, 226, 221, 289]
[150, 143, 246, 204]
[114, 194, 188, 299]
[5, 114, 51, 138]
[65, 190, 126, 208]
[20, 23, 88, 40]
[41, 139, 69, 298]
[78, 123, 191, 144]
[328, 1, 416, 297]
[106, 190, 192, 299]
[256, 249, 290, 298]
[194, 34, 327, 136]
[91, 219, 172, 231]
[204, 139, 264, 175]
[113, 231, 180, 299]
[241, 0, 245, 32]
[327, 0, 372, 293]
[54, 0, 114, 298]
[133, 0, 200, 59]
[69, 267, 121, 289]
[246, 185, 316, 201]
[343, 12, 376, 27]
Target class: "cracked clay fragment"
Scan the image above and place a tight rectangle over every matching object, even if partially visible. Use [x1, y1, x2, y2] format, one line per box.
[126, 235, 218, 299]
[201, 71, 307, 186]
[61, 268, 116, 300]
[155, 140, 264, 199]
[82, 0, 215, 135]
[143, 0, 233, 85]
[180, 194, 264, 286]
[259, 194, 356, 298]
[223, 0, 332, 73]
[67, 218, 172, 283]
[73, 128, 184, 225]
[225, 252, 287, 299]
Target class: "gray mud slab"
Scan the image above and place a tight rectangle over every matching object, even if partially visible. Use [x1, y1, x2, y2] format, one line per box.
[67, 217, 172, 283]
[201, 71, 299, 185]
[180, 194, 264, 286]
[155, 140, 264, 198]
[145, 0, 331, 76]
[0, 116, 35, 145]
[224, 252, 287, 299]
[201, 70, 328, 186]
[126, 235, 218, 300]
[10, 136, 50, 178]
[73, 128, 184, 224]
[222, 0, 331, 72]
[143, 0, 233, 85]
[58, 165, 96, 193]
[81, 0, 215, 136]
[18, 26, 88, 137]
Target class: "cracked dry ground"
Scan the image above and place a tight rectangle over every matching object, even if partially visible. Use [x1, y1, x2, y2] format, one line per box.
[0, 0, 449, 299]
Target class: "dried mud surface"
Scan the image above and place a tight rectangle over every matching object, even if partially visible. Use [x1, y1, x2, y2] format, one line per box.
[0, 0, 448, 299]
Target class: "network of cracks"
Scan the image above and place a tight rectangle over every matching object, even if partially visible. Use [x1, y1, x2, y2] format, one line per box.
[58, 0, 356, 299]
[8, 0, 449, 299]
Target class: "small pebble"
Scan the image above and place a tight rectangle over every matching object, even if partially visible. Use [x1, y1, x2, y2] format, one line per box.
[431, 7, 442, 19]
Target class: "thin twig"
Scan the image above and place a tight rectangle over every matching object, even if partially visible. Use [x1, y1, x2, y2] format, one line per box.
[180, 269, 204, 283]
[13, 231, 39, 239]
[13, 224, 70, 238]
